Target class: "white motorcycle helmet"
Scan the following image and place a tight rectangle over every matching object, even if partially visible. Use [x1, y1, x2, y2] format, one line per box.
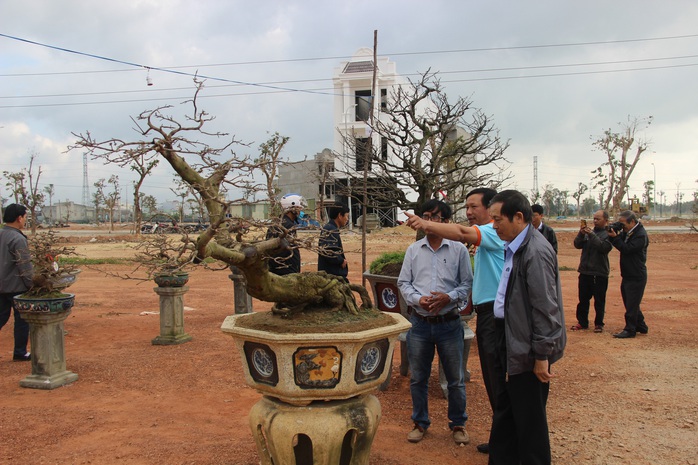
[280, 193, 307, 212]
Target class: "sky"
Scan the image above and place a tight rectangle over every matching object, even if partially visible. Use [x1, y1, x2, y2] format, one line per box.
[1, 0, 697, 209]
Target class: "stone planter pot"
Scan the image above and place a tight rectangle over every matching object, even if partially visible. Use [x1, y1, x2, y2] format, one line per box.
[153, 271, 189, 288]
[221, 312, 410, 406]
[13, 293, 78, 389]
[52, 269, 82, 292]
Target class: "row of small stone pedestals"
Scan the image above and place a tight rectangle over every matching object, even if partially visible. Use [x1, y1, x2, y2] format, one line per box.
[16, 267, 253, 390]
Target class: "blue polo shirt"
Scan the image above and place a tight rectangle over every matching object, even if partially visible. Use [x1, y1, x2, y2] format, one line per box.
[472, 222, 505, 305]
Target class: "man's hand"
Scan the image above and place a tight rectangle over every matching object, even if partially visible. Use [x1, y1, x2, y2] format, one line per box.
[404, 212, 426, 232]
[419, 291, 451, 314]
[533, 359, 555, 383]
[607, 228, 618, 238]
[580, 226, 592, 235]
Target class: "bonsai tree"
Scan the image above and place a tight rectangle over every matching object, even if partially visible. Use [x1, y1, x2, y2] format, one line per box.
[72, 80, 372, 316]
[23, 231, 80, 298]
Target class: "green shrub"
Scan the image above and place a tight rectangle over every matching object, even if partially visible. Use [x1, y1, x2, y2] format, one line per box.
[369, 251, 405, 275]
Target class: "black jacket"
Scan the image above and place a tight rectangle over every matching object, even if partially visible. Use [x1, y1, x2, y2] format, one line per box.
[265, 214, 301, 275]
[574, 227, 612, 277]
[610, 222, 648, 280]
[317, 220, 347, 278]
[538, 223, 558, 254]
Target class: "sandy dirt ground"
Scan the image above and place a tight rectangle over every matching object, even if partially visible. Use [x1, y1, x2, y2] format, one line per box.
[1, 224, 697, 465]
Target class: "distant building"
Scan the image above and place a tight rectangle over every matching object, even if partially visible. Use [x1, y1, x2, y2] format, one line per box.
[277, 148, 335, 222]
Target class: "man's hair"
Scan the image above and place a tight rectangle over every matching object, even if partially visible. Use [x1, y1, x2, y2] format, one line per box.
[422, 198, 452, 220]
[600, 210, 609, 221]
[466, 187, 497, 208]
[3, 204, 27, 224]
[618, 210, 637, 223]
[328, 204, 349, 220]
[531, 204, 545, 215]
[490, 190, 532, 223]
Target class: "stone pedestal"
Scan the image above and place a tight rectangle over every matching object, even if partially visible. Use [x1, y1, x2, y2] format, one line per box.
[152, 285, 192, 345]
[249, 394, 381, 465]
[19, 309, 78, 390]
[229, 266, 253, 314]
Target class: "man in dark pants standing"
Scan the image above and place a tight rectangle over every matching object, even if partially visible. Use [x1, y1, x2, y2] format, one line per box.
[571, 210, 613, 333]
[405, 188, 504, 454]
[608, 210, 649, 339]
[265, 194, 306, 275]
[317, 204, 350, 279]
[0, 204, 34, 361]
[489, 190, 566, 465]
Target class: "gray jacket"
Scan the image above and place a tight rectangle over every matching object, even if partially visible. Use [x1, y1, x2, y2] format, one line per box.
[504, 224, 566, 376]
[0, 226, 33, 294]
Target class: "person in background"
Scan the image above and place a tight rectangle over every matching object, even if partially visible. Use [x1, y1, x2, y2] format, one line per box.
[404, 188, 504, 455]
[317, 204, 350, 279]
[608, 210, 649, 339]
[571, 211, 613, 333]
[531, 204, 558, 253]
[265, 194, 306, 275]
[0, 204, 34, 361]
[398, 199, 473, 446]
[489, 190, 566, 465]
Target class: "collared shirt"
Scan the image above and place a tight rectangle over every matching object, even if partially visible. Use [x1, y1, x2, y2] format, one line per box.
[472, 222, 505, 305]
[397, 236, 473, 316]
[625, 221, 639, 242]
[493, 226, 528, 319]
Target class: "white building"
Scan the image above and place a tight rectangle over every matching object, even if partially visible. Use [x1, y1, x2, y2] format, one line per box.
[331, 48, 407, 227]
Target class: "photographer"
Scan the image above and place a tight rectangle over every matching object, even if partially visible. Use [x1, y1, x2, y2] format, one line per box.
[607, 210, 649, 339]
[571, 210, 613, 333]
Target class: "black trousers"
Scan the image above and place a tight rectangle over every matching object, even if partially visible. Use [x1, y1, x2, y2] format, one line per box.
[620, 277, 647, 334]
[490, 319, 551, 465]
[475, 302, 505, 413]
[0, 293, 29, 357]
[575, 274, 608, 328]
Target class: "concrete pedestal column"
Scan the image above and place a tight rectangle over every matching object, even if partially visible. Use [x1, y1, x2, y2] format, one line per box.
[152, 285, 192, 345]
[19, 309, 78, 390]
[228, 266, 253, 314]
[249, 394, 381, 465]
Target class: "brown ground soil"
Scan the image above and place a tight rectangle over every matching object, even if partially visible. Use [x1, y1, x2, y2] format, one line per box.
[1, 224, 697, 465]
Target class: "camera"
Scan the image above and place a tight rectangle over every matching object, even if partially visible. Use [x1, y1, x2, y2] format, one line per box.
[607, 221, 624, 233]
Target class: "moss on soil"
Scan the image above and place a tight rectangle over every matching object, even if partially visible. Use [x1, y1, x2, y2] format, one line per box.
[236, 306, 396, 334]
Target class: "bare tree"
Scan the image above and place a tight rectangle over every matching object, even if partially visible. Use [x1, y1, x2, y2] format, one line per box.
[104, 175, 120, 232]
[3, 150, 45, 234]
[591, 116, 653, 215]
[93, 179, 105, 225]
[43, 184, 55, 225]
[338, 70, 509, 217]
[572, 182, 588, 218]
[256, 132, 289, 215]
[73, 80, 369, 314]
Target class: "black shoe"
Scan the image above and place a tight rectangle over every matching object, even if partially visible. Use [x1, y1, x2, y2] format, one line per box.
[12, 352, 31, 361]
[613, 330, 636, 339]
[637, 326, 648, 334]
[476, 443, 490, 454]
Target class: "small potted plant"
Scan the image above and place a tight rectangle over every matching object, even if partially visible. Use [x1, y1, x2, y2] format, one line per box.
[133, 232, 194, 287]
[13, 230, 80, 312]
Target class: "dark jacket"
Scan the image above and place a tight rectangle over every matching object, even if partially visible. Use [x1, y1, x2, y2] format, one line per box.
[317, 220, 347, 278]
[0, 225, 33, 294]
[610, 222, 648, 280]
[504, 224, 566, 376]
[538, 222, 558, 254]
[574, 227, 612, 277]
[265, 214, 301, 275]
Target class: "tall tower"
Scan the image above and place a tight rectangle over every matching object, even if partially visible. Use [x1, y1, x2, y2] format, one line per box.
[82, 153, 90, 206]
[533, 155, 539, 198]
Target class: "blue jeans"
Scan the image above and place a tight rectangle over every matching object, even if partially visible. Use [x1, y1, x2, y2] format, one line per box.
[407, 314, 467, 430]
[0, 293, 29, 357]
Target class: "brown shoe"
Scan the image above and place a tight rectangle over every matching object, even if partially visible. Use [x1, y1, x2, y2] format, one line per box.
[452, 426, 470, 445]
[407, 424, 425, 443]
[594, 325, 603, 333]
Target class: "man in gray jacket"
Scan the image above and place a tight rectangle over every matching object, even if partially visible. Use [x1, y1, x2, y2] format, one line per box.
[488, 190, 566, 465]
[0, 204, 34, 361]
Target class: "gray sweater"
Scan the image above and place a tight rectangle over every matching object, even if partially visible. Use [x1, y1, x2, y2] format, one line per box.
[0, 226, 33, 294]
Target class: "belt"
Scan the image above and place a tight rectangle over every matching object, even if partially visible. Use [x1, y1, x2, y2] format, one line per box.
[473, 301, 494, 313]
[411, 310, 460, 324]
